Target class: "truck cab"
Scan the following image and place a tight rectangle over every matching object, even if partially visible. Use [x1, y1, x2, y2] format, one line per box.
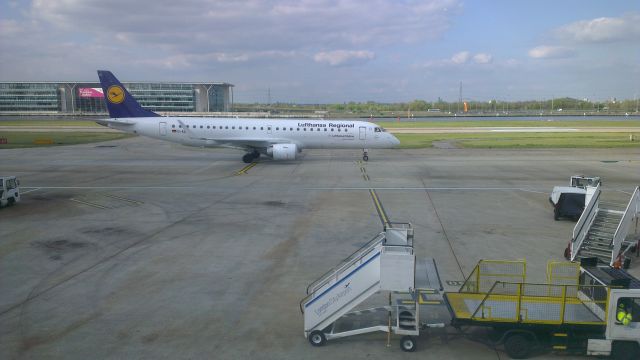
[0, 176, 20, 207]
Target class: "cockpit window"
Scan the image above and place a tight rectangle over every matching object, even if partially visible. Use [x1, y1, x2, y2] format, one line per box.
[374, 127, 385, 132]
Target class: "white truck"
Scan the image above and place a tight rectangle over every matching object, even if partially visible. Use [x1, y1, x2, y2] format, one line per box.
[0, 176, 20, 207]
[550, 175, 601, 220]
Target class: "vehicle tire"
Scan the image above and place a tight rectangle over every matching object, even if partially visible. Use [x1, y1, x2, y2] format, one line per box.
[7, 197, 15, 206]
[612, 341, 639, 360]
[504, 334, 531, 359]
[563, 246, 570, 260]
[308, 330, 326, 347]
[400, 336, 416, 352]
[242, 154, 253, 163]
[363, 155, 369, 162]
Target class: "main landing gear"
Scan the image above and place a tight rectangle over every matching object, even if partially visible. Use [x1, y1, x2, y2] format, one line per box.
[362, 149, 369, 162]
[242, 150, 260, 163]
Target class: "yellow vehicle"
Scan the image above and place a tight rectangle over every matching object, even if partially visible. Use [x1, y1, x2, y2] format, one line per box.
[444, 258, 640, 359]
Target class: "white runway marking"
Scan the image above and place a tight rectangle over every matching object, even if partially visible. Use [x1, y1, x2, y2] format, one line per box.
[490, 127, 579, 132]
[20, 188, 41, 194]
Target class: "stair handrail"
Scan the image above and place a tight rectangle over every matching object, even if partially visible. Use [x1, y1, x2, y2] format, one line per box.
[610, 186, 640, 265]
[305, 232, 385, 296]
[571, 184, 601, 261]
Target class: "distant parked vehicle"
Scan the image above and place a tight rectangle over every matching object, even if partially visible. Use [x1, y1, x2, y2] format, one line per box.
[0, 176, 20, 207]
[550, 175, 601, 220]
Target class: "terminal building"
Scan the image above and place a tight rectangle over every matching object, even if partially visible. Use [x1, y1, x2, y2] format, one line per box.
[0, 81, 234, 114]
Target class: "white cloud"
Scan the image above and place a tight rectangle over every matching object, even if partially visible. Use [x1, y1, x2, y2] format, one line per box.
[26, 0, 460, 52]
[555, 12, 640, 43]
[528, 45, 575, 59]
[451, 51, 470, 64]
[423, 51, 493, 67]
[314, 50, 375, 66]
[472, 53, 492, 64]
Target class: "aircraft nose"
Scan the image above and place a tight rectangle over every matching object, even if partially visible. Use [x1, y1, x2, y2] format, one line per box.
[390, 134, 400, 147]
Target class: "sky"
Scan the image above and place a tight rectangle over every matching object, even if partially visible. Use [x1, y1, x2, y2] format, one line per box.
[0, 0, 639, 103]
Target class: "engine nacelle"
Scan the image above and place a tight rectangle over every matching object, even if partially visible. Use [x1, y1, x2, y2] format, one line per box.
[267, 143, 298, 160]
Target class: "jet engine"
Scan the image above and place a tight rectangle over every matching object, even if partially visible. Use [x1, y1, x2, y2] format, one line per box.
[267, 143, 298, 160]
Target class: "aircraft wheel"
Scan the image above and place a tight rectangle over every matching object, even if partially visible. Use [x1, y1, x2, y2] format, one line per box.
[308, 330, 326, 347]
[400, 336, 416, 352]
[242, 153, 253, 163]
[362, 155, 369, 162]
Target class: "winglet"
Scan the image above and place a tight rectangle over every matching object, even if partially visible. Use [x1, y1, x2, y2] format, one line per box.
[97, 70, 160, 118]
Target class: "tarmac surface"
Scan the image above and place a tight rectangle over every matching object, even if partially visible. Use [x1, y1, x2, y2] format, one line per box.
[1, 137, 639, 359]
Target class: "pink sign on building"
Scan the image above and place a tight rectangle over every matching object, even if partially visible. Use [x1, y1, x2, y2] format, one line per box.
[78, 88, 104, 98]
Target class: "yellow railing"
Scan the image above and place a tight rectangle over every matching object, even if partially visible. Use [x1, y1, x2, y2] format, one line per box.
[459, 259, 526, 294]
[469, 282, 608, 325]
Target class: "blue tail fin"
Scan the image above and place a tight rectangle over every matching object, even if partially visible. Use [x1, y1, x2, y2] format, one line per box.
[97, 70, 160, 118]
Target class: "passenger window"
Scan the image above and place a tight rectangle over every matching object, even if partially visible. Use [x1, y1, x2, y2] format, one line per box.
[276, 127, 279, 130]
[232, 126, 235, 130]
[303, 128, 306, 131]
[290, 128, 293, 131]
[297, 128, 300, 131]
[172, 124, 175, 128]
[207, 126, 210, 129]
[246, 126, 249, 130]
[331, 128, 334, 131]
[225, 126, 228, 129]
[261, 127, 264, 130]
[253, 127, 256, 130]
[213, 126, 216, 129]
[324, 128, 327, 131]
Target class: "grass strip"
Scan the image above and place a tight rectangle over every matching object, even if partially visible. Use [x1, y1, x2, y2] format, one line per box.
[396, 132, 640, 149]
[0, 131, 134, 149]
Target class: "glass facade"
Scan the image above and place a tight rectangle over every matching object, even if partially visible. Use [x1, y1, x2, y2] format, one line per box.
[127, 83, 195, 112]
[0, 83, 59, 112]
[209, 85, 227, 112]
[0, 81, 232, 114]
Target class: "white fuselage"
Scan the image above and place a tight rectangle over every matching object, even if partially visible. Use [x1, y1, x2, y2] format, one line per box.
[107, 117, 400, 150]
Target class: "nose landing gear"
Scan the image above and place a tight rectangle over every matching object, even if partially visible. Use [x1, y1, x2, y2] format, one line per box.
[362, 149, 369, 162]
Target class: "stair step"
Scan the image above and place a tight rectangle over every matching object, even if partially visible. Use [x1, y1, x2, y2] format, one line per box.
[584, 238, 612, 245]
[593, 218, 620, 227]
[583, 243, 613, 252]
[580, 249, 612, 258]
[587, 231, 615, 239]
[587, 235, 615, 242]
[591, 223, 618, 231]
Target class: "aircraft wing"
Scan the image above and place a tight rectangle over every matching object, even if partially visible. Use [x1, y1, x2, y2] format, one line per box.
[96, 118, 136, 126]
[193, 136, 296, 151]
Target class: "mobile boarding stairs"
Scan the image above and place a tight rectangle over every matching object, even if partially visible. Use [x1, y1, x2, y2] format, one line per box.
[569, 185, 640, 267]
[299, 223, 444, 351]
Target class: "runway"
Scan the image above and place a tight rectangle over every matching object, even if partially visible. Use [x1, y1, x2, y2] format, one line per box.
[1, 137, 638, 359]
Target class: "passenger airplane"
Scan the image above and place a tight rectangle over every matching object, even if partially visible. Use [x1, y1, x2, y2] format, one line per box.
[96, 70, 400, 163]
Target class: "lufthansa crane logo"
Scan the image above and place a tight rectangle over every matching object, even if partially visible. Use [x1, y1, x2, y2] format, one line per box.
[107, 85, 125, 104]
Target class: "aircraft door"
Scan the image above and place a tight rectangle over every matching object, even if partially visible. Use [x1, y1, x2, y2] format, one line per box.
[359, 126, 366, 140]
[159, 122, 167, 136]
